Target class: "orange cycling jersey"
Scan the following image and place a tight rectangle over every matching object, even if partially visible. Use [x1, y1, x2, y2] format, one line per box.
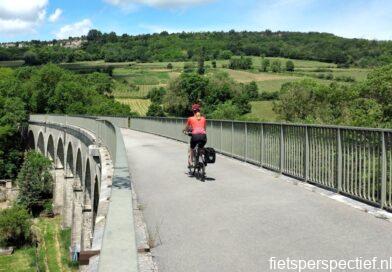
[186, 116, 206, 135]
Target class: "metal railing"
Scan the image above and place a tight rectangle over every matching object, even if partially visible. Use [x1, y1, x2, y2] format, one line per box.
[130, 117, 392, 211]
[29, 114, 137, 272]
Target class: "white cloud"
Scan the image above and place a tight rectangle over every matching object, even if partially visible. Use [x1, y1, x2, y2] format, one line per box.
[104, 0, 214, 10]
[0, 0, 48, 33]
[55, 19, 92, 39]
[48, 8, 62, 22]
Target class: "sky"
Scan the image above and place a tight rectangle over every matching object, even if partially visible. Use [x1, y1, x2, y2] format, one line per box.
[0, 0, 392, 42]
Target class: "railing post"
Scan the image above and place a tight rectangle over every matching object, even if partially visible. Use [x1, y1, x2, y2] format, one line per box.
[231, 121, 234, 157]
[260, 123, 264, 167]
[303, 126, 309, 182]
[381, 131, 387, 209]
[280, 124, 284, 173]
[244, 122, 248, 162]
[220, 121, 223, 152]
[337, 128, 342, 193]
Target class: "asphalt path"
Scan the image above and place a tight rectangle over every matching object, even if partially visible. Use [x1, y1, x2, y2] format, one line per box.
[122, 129, 392, 272]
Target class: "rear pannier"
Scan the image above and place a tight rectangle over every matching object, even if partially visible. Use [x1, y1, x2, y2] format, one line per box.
[204, 147, 216, 164]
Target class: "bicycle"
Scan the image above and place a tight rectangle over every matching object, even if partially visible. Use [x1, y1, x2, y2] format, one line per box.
[183, 131, 206, 181]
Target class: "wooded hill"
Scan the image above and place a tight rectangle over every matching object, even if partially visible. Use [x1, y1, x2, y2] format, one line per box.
[1, 30, 392, 67]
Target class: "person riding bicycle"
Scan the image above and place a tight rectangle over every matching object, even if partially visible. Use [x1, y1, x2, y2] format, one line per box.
[183, 103, 207, 167]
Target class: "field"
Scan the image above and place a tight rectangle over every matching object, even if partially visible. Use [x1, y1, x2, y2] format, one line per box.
[0, 60, 25, 67]
[60, 56, 371, 119]
[116, 98, 151, 115]
[0, 216, 77, 272]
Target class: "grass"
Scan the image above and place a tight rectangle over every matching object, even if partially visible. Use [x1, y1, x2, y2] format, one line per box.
[0, 216, 77, 272]
[0, 247, 36, 272]
[0, 60, 25, 67]
[116, 98, 151, 115]
[244, 101, 279, 121]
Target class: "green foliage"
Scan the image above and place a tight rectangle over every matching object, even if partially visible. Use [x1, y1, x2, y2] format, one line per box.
[229, 56, 252, 70]
[212, 60, 217, 68]
[0, 205, 31, 247]
[146, 103, 165, 117]
[274, 65, 391, 127]
[261, 58, 270, 72]
[167, 63, 173, 69]
[244, 81, 259, 99]
[271, 60, 281, 73]
[285, 60, 295, 72]
[23, 51, 40, 66]
[146, 87, 166, 104]
[17, 151, 53, 215]
[208, 101, 241, 120]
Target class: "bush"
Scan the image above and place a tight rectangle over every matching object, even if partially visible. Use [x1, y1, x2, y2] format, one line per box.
[0, 205, 31, 247]
[167, 63, 173, 69]
[208, 101, 241, 120]
[146, 103, 165, 117]
[212, 60, 217, 68]
[271, 60, 281, 73]
[229, 56, 252, 70]
[146, 87, 166, 104]
[259, 91, 279, 100]
[260, 58, 270, 72]
[219, 50, 233, 60]
[17, 151, 53, 215]
[244, 81, 259, 99]
[285, 60, 295, 72]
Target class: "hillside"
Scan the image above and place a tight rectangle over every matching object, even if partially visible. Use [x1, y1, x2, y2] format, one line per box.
[1, 30, 392, 68]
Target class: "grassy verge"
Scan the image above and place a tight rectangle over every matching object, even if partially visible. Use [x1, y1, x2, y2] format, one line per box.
[0, 216, 78, 272]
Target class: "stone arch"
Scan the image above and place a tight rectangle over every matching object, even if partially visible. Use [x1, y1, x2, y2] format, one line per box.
[27, 131, 35, 150]
[56, 138, 64, 169]
[92, 176, 99, 232]
[47, 135, 55, 162]
[84, 159, 92, 206]
[75, 149, 83, 186]
[37, 132, 45, 154]
[66, 142, 74, 177]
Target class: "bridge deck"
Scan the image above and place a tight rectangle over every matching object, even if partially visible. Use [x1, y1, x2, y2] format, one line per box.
[122, 129, 392, 272]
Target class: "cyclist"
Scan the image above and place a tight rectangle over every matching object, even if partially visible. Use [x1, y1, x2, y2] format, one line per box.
[183, 103, 207, 167]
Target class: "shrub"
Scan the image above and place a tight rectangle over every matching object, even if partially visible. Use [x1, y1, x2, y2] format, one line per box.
[17, 151, 53, 215]
[244, 81, 259, 99]
[229, 57, 252, 70]
[212, 60, 217, 68]
[167, 63, 173, 69]
[259, 91, 279, 100]
[146, 103, 165, 117]
[146, 87, 166, 104]
[260, 58, 270, 72]
[271, 60, 281, 73]
[285, 60, 295, 72]
[0, 205, 31, 247]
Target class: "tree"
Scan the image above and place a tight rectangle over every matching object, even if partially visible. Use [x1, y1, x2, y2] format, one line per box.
[146, 103, 165, 117]
[271, 60, 281, 73]
[197, 47, 206, 75]
[167, 63, 173, 69]
[209, 101, 241, 120]
[261, 58, 270, 72]
[23, 51, 40, 66]
[87, 29, 103, 41]
[147, 87, 166, 104]
[244, 81, 259, 99]
[229, 56, 252, 70]
[286, 60, 295, 72]
[17, 151, 54, 215]
[212, 60, 217, 68]
[0, 205, 31, 247]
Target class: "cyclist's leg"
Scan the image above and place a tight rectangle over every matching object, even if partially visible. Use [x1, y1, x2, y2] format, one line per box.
[189, 135, 197, 166]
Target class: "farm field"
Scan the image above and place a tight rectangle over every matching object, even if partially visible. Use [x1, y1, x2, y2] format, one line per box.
[116, 98, 151, 115]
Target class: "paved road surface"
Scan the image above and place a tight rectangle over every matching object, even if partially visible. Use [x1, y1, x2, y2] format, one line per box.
[122, 129, 392, 272]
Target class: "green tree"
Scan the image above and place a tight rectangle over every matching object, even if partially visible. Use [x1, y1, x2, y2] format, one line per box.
[285, 60, 295, 72]
[167, 63, 173, 69]
[197, 47, 206, 75]
[271, 60, 281, 73]
[146, 103, 165, 117]
[261, 58, 270, 72]
[147, 87, 166, 104]
[17, 151, 54, 215]
[0, 205, 31, 247]
[212, 60, 217, 68]
[244, 81, 259, 99]
[23, 51, 41, 66]
[208, 101, 241, 120]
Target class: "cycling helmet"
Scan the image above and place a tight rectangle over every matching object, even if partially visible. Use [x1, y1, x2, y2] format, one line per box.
[192, 103, 201, 112]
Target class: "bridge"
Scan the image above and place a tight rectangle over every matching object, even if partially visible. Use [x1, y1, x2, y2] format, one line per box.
[28, 115, 392, 272]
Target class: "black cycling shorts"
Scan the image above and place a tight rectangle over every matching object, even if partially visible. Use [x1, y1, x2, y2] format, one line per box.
[190, 134, 207, 149]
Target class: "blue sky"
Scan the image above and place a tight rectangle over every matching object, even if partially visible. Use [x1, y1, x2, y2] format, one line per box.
[1, 0, 391, 42]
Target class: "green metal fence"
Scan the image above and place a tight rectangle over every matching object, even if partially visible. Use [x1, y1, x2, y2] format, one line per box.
[130, 117, 392, 211]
